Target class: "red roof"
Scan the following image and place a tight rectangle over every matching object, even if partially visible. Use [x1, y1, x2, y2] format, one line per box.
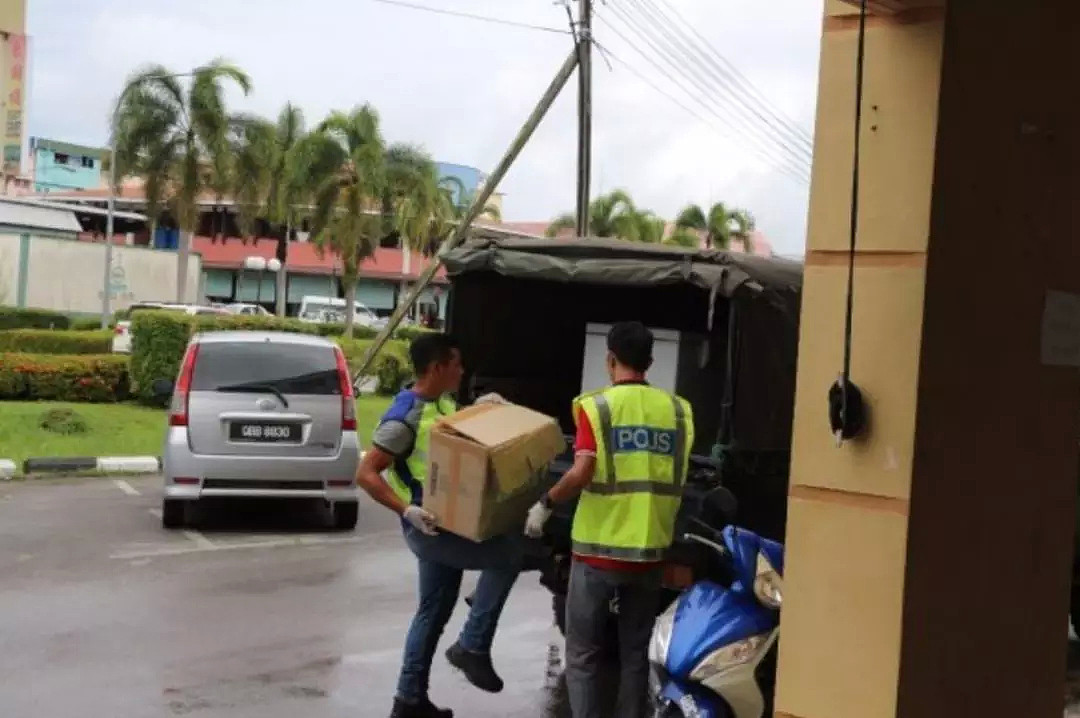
[192, 236, 448, 282]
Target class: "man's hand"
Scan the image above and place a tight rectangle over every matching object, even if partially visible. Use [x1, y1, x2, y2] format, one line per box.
[403, 505, 439, 536]
[474, 392, 509, 406]
[524, 500, 553, 538]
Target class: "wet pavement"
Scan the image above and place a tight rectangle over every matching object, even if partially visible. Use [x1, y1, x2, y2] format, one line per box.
[2, 475, 1080, 717]
[0, 476, 574, 717]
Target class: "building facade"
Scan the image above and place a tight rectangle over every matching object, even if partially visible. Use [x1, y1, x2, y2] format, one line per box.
[29, 138, 107, 193]
[0, 0, 27, 180]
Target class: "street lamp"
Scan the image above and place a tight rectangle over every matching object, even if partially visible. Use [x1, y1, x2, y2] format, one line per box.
[100, 67, 205, 329]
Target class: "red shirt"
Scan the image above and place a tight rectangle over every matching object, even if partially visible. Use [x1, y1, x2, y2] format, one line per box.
[573, 404, 660, 574]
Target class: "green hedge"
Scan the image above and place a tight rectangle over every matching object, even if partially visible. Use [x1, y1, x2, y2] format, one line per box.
[0, 329, 112, 355]
[70, 317, 112, 331]
[0, 307, 70, 330]
[0, 353, 129, 403]
[129, 310, 415, 402]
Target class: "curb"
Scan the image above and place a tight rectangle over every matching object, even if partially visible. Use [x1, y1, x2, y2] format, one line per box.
[0, 459, 14, 480]
[18, 456, 162, 476]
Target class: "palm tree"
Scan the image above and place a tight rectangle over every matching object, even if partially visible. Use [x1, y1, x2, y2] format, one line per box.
[112, 59, 252, 303]
[545, 189, 642, 240]
[438, 176, 502, 224]
[664, 226, 701, 248]
[633, 210, 667, 244]
[305, 105, 387, 338]
[675, 202, 757, 252]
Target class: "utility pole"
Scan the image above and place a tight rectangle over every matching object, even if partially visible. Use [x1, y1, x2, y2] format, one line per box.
[354, 49, 581, 381]
[575, 0, 593, 238]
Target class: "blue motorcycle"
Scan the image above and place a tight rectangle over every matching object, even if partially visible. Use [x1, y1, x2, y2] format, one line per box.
[648, 523, 784, 718]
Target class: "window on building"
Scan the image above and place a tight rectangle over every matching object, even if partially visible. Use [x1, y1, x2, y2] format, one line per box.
[81, 156, 94, 168]
[54, 153, 69, 165]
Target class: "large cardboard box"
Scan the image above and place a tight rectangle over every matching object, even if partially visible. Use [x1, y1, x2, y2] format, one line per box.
[425, 403, 566, 542]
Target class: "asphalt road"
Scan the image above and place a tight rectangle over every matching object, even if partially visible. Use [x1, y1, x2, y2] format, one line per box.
[0, 476, 571, 718]
[2, 476, 1078, 717]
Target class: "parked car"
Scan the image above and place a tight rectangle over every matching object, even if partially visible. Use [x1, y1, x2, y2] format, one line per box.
[222, 302, 272, 316]
[296, 295, 385, 329]
[111, 303, 229, 353]
[152, 331, 361, 530]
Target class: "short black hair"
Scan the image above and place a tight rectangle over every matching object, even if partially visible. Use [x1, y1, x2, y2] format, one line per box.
[607, 322, 653, 373]
[409, 333, 459, 376]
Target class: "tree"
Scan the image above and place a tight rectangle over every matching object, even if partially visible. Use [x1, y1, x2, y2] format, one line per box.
[305, 105, 387, 338]
[262, 104, 310, 315]
[545, 189, 642, 240]
[664, 226, 701, 248]
[112, 59, 252, 303]
[634, 210, 667, 244]
[438, 176, 502, 224]
[675, 202, 757, 252]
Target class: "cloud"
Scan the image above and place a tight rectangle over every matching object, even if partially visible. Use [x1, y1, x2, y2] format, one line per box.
[26, 0, 823, 255]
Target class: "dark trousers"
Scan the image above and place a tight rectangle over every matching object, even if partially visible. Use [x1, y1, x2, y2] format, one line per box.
[564, 558, 661, 718]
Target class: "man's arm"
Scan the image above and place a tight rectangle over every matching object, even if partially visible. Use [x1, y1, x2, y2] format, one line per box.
[355, 447, 407, 516]
[546, 453, 597, 504]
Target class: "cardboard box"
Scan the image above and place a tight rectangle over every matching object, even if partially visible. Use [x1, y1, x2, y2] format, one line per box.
[425, 402, 566, 542]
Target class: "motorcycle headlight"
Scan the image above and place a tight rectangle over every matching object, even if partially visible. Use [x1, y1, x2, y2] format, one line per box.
[689, 633, 768, 683]
[649, 605, 676, 666]
[753, 551, 783, 609]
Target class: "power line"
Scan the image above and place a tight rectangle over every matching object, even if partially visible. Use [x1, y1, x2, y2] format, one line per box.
[593, 37, 809, 187]
[624, 0, 814, 156]
[608, 0, 813, 171]
[369, 0, 572, 35]
[595, 8, 810, 183]
[652, 0, 814, 149]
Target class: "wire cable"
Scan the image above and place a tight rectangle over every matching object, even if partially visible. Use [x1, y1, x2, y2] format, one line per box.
[620, 0, 814, 158]
[608, 0, 812, 171]
[593, 36, 809, 187]
[601, 3, 811, 177]
[649, 0, 815, 151]
[369, 0, 572, 35]
[595, 9, 811, 183]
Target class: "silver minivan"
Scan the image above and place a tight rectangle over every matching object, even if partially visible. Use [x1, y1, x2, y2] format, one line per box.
[154, 331, 361, 530]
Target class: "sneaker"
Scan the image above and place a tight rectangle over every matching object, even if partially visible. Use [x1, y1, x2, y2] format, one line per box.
[389, 697, 453, 718]
[445, 642, 504, 693]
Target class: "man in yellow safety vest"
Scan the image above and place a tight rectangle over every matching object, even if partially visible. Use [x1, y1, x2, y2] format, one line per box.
[356, 333, 521, 718]
[525, 321, 694, 718]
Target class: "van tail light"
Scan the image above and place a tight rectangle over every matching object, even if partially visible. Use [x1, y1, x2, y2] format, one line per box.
[169, 343, 200, 427]
[334, 346, 356, 431]
[113, 325, 125, 335]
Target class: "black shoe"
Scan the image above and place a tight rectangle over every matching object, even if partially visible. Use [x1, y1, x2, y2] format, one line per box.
[445, 642, 504, 693]
[389, 697, 453, 718]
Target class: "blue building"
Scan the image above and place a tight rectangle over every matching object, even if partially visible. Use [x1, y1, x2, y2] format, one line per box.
[29, 137, 107, 193]
[435, 161, 484, 206]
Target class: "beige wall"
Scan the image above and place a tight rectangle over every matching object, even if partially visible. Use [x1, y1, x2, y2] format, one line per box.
[9, 236, 202, 314]
[0, 0, 26, 33]
[0, 232, 19, 304]
[777, 1, 1080, 717]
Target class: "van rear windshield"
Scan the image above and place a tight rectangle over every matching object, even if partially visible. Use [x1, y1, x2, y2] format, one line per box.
[191, 343, 341, 395]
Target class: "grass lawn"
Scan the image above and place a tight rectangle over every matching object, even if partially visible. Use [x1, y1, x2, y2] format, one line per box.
[0, 396, 393, 475]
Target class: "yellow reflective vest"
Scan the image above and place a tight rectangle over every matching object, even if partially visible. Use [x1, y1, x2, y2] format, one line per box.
[384, 393, 458, 506]
[571, 383, 695, 562]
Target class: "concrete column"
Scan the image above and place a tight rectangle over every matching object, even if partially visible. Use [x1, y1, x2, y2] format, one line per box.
[776, 2, 1080, 717]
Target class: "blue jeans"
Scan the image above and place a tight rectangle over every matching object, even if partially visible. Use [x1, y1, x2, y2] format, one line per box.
[396, 525, 522, 703]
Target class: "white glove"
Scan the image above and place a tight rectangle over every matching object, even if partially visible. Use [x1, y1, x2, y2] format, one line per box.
[403, 505, 438, 536]
[524, 500, 553, 538]
[475, 392, 509, 406]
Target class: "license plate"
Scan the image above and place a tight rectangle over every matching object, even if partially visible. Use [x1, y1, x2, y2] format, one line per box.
[229, 422, 301, 443]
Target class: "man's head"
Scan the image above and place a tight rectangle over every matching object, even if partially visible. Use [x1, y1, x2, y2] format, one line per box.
[606, 321, 653, 380]
[409, 333, 463, 395]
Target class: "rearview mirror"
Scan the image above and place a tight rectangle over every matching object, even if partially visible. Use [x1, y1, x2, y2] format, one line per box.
[151, 379, 175, 398]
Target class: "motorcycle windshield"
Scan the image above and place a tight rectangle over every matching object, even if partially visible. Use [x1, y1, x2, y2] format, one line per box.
[722, 525, 785, 594]
[666, 580, 777, 678]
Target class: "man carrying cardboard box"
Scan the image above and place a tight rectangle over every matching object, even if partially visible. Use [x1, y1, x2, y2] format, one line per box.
[524, 322, 695, 718]
[355, 334, 521, 718]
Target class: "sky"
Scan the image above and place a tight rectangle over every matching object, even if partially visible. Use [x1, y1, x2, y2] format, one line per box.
[26, 0, 824, 256]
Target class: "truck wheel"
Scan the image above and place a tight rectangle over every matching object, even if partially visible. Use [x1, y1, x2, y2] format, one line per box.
[332, 502, 359, 531]
[162, 499, 187, 529]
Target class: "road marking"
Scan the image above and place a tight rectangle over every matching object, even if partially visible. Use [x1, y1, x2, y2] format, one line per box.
[113, 479, 140, 496]
[181, 530, 216, 550]
[109, 530, 395, 561]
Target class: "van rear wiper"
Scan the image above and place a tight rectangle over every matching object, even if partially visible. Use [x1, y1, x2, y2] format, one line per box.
[215, 383, 290, 408]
